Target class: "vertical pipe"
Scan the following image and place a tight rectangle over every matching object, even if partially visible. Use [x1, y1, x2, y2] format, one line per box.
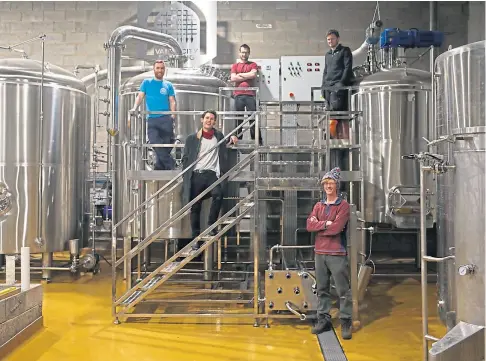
[253, 110, 260, 324]
[109, 48, 119, 320]
[36, 38, 45, 248]
[348, 205, 359, 322]
[420, 165, 429, 361]
[429, 1, 438, 149]
[92, 69, 99, 257]
[20, 247, 30, 292]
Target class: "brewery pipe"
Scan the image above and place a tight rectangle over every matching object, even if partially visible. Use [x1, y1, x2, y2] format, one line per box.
[105, 25, 183, 133]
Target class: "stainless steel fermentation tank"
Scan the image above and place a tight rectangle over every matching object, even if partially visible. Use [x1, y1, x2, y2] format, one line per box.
[351, 68, 434, 228]
[116, 68, 232, 239]
[434, 40, 485, 339]
[0, 59, 90, 254]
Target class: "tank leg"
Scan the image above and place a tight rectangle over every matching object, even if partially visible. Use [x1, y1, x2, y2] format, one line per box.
[42, 252, 52, 282]
[253, 319, 259, 327]
[204, 243, 213, 281]
[114, 317, 121, 325]
[143, 247, 150, 271]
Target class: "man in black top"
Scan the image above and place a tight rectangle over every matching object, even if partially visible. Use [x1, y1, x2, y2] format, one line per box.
[321, 29, 353, 111]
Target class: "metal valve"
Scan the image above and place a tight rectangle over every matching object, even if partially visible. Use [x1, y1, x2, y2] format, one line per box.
[294, 287, 300, 295]
[277, 287, 282, 294]
[458, 264, 475, 276]
[268, 301, 274, 309]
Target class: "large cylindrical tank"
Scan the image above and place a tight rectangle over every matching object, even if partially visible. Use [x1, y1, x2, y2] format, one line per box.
[0, 59, 90, 254]
[435, 40, 485, 328]
[116, 68, 232, 239]
[351, 68, 433, 228]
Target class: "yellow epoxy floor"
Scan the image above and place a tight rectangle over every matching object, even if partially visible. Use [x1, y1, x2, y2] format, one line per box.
[4, 267, 446, 361]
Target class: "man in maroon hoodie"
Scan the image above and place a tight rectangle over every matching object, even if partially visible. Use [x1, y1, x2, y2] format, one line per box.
[306, 167, 352, 339]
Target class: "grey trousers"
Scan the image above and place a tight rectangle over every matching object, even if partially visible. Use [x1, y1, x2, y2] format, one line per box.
[315, 254, 353, 320]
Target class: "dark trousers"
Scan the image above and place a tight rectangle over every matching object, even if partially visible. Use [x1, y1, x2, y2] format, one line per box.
[315, 254, 353, 320]
[147, 116, 175, 170]
[323, 90, 349, 111]
[234, 95, 262, 144]
[190, 170, 223, 238]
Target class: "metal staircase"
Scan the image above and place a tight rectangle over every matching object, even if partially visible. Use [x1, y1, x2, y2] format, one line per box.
[117, 192, 255, 312]
[111, 111, 259, 323]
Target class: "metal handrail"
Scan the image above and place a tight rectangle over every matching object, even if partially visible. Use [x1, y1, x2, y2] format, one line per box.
[114, 150, 257, 267]
[116, 192, 256, 308]
[112, 110, 258, 230]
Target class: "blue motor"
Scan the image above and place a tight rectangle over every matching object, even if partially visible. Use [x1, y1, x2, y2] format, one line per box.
[380, 28, 444, 49]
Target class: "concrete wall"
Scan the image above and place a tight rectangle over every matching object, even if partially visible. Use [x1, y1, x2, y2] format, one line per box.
[0, 1, 475, 75]
[467, 1, 485, 44]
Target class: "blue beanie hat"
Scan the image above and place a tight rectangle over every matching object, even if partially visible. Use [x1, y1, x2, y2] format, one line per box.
[321, 167, 341, 189]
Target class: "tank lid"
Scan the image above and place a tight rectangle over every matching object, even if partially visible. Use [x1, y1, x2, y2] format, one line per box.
[0, 58, 87, 92]
[435, 40, 485, 65]
[359, 67, 431, 87]
[121, 68, 228, 93]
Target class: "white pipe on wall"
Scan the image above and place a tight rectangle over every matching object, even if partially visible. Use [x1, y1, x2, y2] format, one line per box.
[192, 0, 218, 64]
[352, 39, 369, 58]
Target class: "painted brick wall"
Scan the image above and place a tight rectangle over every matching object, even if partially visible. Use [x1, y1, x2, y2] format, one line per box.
[0, 1, 474, 74]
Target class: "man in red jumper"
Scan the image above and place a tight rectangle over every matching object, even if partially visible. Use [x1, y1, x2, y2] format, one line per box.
[306, 167, 352, 339]
[230, 44, 263, 145]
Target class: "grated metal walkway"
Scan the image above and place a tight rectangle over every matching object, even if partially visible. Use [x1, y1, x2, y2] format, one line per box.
[317, 327, 348, 361]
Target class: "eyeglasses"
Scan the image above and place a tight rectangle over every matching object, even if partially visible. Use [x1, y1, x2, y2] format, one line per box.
[322, 181, 336, 186]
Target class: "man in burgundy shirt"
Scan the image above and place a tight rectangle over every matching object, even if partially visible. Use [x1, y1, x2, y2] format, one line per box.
[230, 44, 263, 145]
[306, 167, 352, 339]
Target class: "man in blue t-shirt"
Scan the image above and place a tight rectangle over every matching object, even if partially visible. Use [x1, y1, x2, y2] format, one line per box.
[131, 60, 177, 170]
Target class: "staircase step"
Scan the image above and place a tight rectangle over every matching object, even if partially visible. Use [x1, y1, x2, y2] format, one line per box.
[141, 275, 165, 291]
[180, 249, 198, 258]
[161, 262, 180, 273]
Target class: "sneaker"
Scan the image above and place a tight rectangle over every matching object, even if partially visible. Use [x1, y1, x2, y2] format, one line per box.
[311, 315, 332, 334]
[341, 318, 352, 340]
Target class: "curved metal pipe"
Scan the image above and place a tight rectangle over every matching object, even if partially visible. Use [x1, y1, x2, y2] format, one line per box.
[81, 65, 150, 87]
[106, 25, 183, 133]
[352, 39, 369, 58]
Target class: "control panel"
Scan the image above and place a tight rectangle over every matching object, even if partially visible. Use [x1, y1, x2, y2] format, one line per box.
[280, 55, 326, 102]
[252, 58, 281, 102]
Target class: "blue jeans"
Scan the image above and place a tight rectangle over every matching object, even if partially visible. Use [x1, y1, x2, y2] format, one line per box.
[147, 116, 175, 170]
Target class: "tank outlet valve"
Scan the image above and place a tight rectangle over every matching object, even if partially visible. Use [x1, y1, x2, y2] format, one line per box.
[0, 183, 13, 217]
[268, 273, 274, 279]
[458, 264, 476, 276]
[302, 302, 308, 309]
[286, 272, 291, 279]
[34, 237, 44, 247]
[277, 287, 283, 294]
[294, 287, 300, 295]
[268, 301, 274, 309]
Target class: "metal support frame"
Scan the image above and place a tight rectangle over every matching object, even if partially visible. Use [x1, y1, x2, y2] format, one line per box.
[403, 152, 455, 361]
[109, 76, 365, 327]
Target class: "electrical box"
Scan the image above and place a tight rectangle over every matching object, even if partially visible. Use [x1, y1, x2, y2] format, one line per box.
[280, 55, 326, 102]
[252, 58, 281, 102]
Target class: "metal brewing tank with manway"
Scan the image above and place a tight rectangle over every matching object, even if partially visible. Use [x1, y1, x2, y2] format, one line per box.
[434, 40, 486, 330]
[116, 68, 232, 239]
[0, 58, 90, 254]
[351, 67, 433, 228]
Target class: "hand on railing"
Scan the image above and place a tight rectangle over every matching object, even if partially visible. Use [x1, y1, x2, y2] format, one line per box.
[227, 135, 238, 145]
